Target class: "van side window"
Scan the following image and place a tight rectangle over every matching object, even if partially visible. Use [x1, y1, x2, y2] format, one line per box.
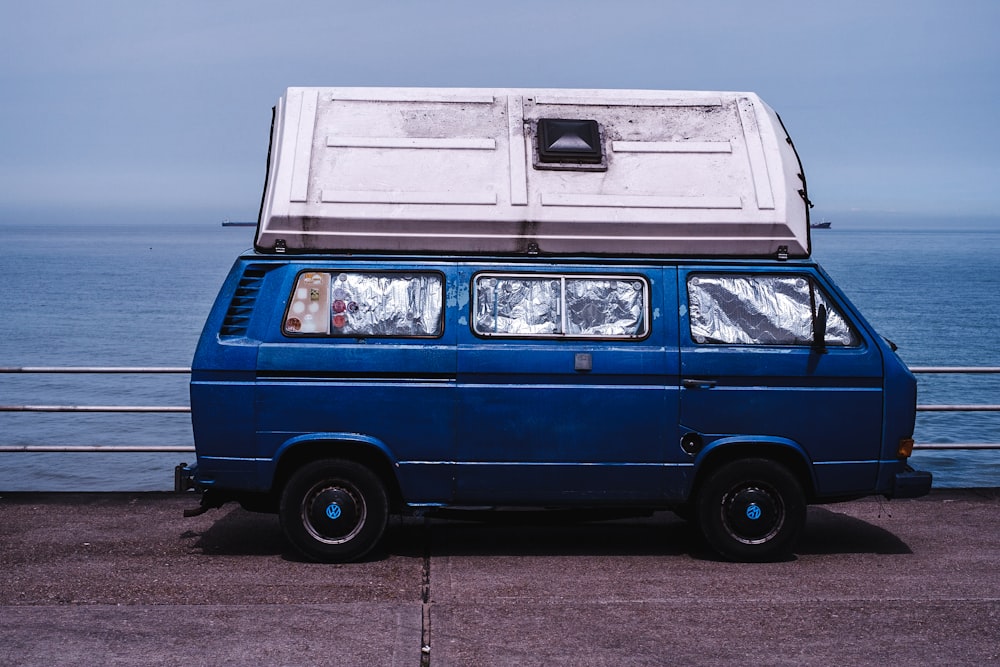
[687, 274, 857, 346]
[283, 271, 443, 337]
[473, 274, 648, 338]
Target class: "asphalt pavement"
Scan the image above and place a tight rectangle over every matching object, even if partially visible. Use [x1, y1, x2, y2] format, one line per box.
[1, 489, 998, 666]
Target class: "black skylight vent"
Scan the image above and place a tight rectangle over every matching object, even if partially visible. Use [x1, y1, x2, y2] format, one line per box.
[534, 118, 606, 171]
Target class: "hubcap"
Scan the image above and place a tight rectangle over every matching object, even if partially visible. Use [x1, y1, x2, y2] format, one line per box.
[303, 484, 365, 544]
[723, 485, 782, 544]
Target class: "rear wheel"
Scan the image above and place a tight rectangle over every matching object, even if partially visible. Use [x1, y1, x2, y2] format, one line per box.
[279, 459, 389, 563]
[696, 458, 805, 562]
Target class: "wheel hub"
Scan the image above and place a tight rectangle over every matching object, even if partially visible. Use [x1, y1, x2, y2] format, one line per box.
[307, 487, 361, 541]
[724, 486, 782, 543]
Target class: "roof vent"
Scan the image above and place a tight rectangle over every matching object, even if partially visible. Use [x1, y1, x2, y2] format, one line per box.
[534, 118, 607, 171]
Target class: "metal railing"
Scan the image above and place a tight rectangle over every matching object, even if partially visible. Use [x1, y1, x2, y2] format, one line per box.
[1, 365, 998, 453]
[908, 366, 1000, 451]
[0, 366, 194, 453]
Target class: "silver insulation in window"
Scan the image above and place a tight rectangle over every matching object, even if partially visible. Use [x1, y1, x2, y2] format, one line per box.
[474, 275, 646, 338]
[687, 274, 855, 346]
[475, 277, 561, 335]
[565, 278, 645, 336]
[331, 273, 443, 336]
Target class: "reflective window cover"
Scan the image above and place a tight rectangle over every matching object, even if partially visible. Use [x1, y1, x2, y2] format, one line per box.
[284, 271, 443, 337]
[687, 274, 857, 346]
[565, 278, 645, 336]
[474, 274, 647, 338]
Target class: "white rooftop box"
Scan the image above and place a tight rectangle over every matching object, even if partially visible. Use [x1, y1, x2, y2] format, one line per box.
[256, 87, 811, 258]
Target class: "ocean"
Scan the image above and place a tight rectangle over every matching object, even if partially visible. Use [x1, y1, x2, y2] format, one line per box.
[1, 217, 998, 491]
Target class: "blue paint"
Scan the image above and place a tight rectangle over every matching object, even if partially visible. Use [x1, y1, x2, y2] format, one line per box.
[186, 254, 931, 511]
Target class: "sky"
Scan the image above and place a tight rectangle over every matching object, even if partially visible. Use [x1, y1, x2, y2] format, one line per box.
[1, 0, 998, 225]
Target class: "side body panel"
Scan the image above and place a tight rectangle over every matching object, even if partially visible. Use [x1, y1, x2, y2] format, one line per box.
[255, 261, 458, 502]
[451, 265, 683, 504]
[677, 264, 886, 498]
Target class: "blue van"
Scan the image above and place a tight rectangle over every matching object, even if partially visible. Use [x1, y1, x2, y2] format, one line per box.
[177, 88, 931, 562]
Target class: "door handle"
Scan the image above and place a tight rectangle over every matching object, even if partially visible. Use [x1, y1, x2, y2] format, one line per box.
[682, 378, 717, 389]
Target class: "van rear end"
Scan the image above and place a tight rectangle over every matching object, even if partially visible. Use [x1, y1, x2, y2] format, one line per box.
[182, 259, 265, 499]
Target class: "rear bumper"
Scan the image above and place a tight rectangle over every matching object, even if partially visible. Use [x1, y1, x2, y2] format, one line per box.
[890, 467, 933, 499]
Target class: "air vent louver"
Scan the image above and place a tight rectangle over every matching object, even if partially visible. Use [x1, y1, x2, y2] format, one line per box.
[220, 268, 267, 338]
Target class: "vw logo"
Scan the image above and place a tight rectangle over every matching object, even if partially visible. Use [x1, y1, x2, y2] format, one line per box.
[325, 503, 342, 520]
[745, 503, 762, 521]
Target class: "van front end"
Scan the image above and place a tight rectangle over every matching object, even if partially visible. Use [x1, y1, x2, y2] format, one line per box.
[878, 343, 932, 499]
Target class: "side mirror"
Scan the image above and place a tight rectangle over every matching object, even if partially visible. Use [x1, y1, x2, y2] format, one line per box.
[813, 304, 828, 353]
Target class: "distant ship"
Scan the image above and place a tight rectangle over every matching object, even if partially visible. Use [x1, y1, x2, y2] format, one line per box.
[222, 219, 256, 227]
[810, 220, 832, 229]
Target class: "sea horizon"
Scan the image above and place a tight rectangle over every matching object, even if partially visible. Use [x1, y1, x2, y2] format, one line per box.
[1, 215, 998, 491]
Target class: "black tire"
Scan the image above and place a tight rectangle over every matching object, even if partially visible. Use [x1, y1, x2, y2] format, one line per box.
[279, 459, 389, 563]
[696, 458, 806, 562]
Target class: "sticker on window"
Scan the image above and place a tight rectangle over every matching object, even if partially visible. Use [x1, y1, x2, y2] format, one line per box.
[285, 272, 331, 334]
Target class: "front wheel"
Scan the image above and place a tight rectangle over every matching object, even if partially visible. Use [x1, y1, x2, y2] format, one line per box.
[696, 458, 806, 562]
[279, 459, 389, 563]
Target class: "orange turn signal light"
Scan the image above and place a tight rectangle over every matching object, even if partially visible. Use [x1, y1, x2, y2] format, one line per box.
[897, 438, 915, 458]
